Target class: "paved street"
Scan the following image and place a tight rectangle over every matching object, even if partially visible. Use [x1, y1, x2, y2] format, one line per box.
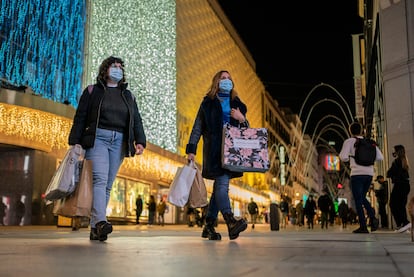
[0, 223, 414, 277]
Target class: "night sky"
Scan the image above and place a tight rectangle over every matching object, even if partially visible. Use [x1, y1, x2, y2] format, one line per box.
[217, 0, 364, 151]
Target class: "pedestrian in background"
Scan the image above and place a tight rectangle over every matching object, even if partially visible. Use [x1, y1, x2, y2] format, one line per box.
[69, 56, 146, 241]
[248, 197, 259, 229]
[147, 195, 156, 225]
[295, 200, 304, 226]
[387, 144, 411, 232]
[339, 122, 383, 233]
[15, 198, 25, 226]
[318, 188, 332, 229]
[186, 70, 248, 240]
[374, 175, 389, 228]
[338, 200, 349, 229]
[135, 195, 143, 224]
[279, 197, 289, 228]
[157, 198, 167, 226]
[304, 195, 317, 229]
[0, 200, 6, 225]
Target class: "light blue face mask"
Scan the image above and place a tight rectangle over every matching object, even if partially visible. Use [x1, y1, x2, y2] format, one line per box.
[109, 67, 123, 83]
[219, 79, 233, 93]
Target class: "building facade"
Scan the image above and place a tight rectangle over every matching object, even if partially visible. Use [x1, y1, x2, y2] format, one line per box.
[0, 0, 320, 225]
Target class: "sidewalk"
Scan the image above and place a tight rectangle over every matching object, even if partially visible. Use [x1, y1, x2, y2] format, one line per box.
[0, 223, 413, 277]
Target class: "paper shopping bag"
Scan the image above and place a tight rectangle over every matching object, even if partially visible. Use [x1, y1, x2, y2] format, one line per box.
[188, 164, 208, 208]
[56, 159, 93, 218]
[167, 163, 197, 207]
[222, 123, 270, 172]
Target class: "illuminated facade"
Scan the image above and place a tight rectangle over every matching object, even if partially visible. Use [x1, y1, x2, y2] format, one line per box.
[0, 0, 315, 225]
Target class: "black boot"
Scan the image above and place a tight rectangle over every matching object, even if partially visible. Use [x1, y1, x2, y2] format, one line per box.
[201, 217, 221, 240]
[223, 213, 247, 240]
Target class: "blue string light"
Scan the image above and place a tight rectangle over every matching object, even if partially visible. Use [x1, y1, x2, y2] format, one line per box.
[0, 0, 85, 106]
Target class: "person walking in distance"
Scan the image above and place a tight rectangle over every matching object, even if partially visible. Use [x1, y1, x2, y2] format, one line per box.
[68, 56, 147, 241]
[135, 195, 143, 224]
[339, 122, 383, 233]
[186, 70, 248, 240]
[295, 200, 304, 226]
[304, 195, 317, 229]
[157, 198, 167, 226]
[248, 197, 259, 229]
[338, 200, 349, 229]
[318, 188, 332, 229]
[147, 195, 156, 226]
[0, 200, 6, 225]
[387, 145, 411, 233]
[374, 175, 389, 228]
[279, 197, 289, 228]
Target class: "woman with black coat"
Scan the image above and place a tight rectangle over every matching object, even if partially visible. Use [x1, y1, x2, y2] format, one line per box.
[186, 70, 248, 240]
[387, 144, 411, 232]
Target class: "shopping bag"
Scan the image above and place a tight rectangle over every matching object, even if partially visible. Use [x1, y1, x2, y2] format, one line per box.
[222, 123, 270, 172]
[55, 159, 93, 218]
[45, 145, 84, 201]
[188, 164, 208, 208]
[167, 162, 197, 207]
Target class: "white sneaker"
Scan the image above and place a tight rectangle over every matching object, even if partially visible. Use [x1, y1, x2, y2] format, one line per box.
[396, 223, 411, 233]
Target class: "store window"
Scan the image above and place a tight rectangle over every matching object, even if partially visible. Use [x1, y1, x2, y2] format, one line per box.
[107, 177, 150, 220]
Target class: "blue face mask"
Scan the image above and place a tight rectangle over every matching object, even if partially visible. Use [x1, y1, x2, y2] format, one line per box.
[219, 79, 233, 93]
[109, 67, 123, 83]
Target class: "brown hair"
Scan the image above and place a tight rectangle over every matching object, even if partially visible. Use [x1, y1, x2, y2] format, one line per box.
[394, 144, 409, 170]
[96, 56, 126, 84]
[206, 70, 239, 100]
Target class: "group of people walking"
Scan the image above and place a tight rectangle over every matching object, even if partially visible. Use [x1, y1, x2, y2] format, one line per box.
[68, 55, 410, 242]
[135, 195, 167, 226]
[339, 122, 411, 234]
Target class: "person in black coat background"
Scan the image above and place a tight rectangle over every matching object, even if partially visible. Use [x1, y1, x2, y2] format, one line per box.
[135, 195, 143, 224]
[387, 144, 411, 232]
[304, 195, 317, 229]
[186, 70, 248, 240]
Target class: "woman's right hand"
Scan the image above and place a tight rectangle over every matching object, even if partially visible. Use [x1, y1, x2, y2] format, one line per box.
[187, 153, 195, 162]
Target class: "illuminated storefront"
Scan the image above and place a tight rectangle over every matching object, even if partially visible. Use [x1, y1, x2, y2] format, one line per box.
[1, 0, 281, 225]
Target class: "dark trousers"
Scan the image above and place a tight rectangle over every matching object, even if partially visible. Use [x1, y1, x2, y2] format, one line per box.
[390, 182, 410, 228]
[350, 175, 376, 229]
[378, 201, 388, 228]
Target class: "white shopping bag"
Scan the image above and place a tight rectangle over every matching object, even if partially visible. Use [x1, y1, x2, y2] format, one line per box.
[167, 162, 197, 207]
[45, 145, 85, 202]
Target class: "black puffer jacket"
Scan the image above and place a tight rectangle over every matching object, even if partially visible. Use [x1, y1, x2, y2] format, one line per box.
[68, 82, 146, 157]
[186, 95, 247, 180]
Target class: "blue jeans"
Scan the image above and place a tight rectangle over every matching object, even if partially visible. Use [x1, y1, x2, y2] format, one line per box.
[85, 128, 125, 228]
[350, 175, 375, 228]
[206, 173, 232, 220]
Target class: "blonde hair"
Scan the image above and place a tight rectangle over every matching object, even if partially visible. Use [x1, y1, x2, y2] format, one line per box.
[206, 70, 239, 100]
[394, 145, 409, 170]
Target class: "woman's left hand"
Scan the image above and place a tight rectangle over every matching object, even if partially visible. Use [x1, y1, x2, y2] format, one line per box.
[231, 108, 245, 123]
[135, 144, 144, 155]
